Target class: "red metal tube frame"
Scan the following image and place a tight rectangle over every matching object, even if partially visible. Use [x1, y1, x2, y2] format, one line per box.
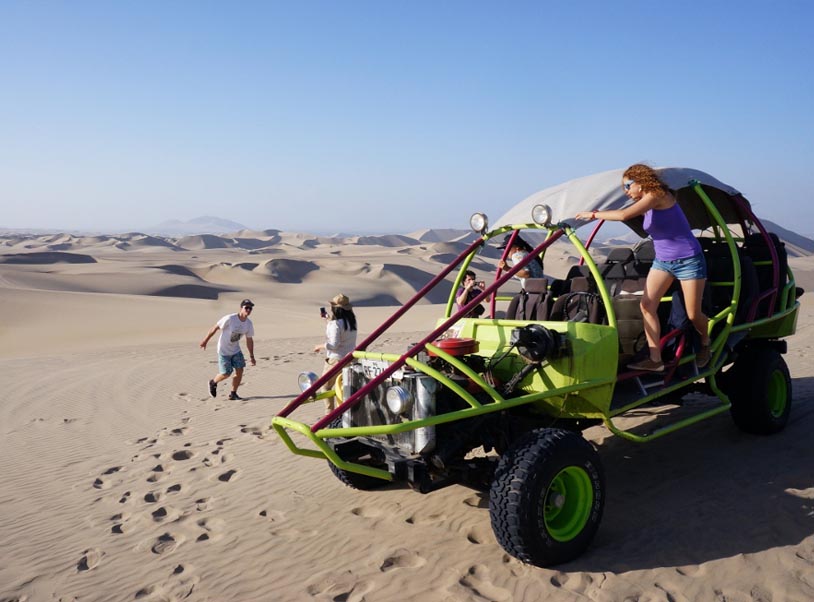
[309, 228, 565, 432]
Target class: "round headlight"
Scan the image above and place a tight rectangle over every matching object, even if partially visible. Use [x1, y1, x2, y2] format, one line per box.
[297, 371, 318, 392]
[386, 386, 413, 415]
[532, 204, 553, 226]
[469, 212, 488, 234]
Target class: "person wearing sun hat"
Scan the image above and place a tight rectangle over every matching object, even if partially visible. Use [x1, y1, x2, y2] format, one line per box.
[200, 299, 256, 400]
[313, 293, 358, 413]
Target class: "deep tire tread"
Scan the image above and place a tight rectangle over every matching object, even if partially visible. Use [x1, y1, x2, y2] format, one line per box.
[729, 347, 792, 435]
[489, 428, 605, 567]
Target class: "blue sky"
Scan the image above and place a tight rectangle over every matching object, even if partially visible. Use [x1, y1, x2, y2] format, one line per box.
[2, 1, 813, 235]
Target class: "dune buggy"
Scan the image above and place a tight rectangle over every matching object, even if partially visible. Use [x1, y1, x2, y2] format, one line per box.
[272, 167, 802, 567]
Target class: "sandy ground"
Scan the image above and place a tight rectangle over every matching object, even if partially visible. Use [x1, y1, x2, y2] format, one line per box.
[1, 230, 813, 602]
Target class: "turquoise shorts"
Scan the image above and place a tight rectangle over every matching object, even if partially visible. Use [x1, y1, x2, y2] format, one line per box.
[218, 351, 246, 375]
[652, 252, 707, 281]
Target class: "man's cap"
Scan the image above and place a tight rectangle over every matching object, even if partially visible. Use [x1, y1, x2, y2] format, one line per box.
[497, 233, 531, 251]
[330, 293, 352, 310]
[240, 299, 255, 308]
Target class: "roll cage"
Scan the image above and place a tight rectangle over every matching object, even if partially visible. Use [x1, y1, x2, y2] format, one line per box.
[272, 179, 800, 480]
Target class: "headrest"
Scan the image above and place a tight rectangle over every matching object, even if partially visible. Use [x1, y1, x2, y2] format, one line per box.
[524, 278, 549, 294]
[633, 239, 655, 262]
[606, 247, 634, 264]
[569, 277, 591, 293]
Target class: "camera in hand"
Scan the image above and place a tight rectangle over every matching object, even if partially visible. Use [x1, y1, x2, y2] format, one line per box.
[320, 307, 327, 318]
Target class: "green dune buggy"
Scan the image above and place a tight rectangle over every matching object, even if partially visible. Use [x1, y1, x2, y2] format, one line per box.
[272, 167, 802, 567]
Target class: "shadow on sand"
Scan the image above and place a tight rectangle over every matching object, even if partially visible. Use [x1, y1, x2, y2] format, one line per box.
[566, 375, 814, 571]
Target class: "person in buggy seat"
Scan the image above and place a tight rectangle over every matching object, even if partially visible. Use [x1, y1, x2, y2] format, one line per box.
[497, 233, 545, 290]
[575, 163, 711, 372]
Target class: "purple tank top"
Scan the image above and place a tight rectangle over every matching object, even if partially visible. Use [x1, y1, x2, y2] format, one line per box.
[643, 203, 701, 261]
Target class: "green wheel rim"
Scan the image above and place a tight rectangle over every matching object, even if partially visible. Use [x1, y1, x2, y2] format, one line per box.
[543, 466, 593, 542]
[767, 370, 787, 418]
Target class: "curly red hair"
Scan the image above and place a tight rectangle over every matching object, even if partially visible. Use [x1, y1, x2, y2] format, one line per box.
[623, 164, 668, 194]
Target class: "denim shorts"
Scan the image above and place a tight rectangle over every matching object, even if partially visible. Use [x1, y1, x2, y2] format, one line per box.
[652, 252, 707, 280]
[218, 351, 246, 375]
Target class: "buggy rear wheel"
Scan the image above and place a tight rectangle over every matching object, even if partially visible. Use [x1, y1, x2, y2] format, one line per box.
[728, 347, 791, 435]
[489, 428, 604, 567]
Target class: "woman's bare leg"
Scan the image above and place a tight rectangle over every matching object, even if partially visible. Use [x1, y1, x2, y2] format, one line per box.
[640, 268, 676, 362]
[679, 277, 710, 345]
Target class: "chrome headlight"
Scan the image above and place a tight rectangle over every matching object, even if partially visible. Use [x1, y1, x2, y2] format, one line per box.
[469, 212, 488, 234]
[532, 204, 553, 226]
[297, 371, 318, 392]
[386, 385, 413, 415]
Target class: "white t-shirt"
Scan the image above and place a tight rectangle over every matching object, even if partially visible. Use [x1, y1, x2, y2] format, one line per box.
[216, 313, 254, 356]
[324, 318, 357, 360]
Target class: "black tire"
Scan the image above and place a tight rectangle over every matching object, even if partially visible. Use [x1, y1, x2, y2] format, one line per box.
[325, 419, 389, 490]
[489, 428, 605, 567]
[729, 347, 792, 435]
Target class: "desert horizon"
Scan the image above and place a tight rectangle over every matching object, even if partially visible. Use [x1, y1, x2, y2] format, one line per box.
[1, 227, 813, 601]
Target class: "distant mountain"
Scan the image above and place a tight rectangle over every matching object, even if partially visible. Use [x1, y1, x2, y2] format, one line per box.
[407, 228, 471, 243]
[762, 220, 814, 256]
[145, 216, 248, 236]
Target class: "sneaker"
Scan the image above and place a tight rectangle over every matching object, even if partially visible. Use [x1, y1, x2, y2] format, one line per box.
[627, 357, 665, 372]
[228, 391, 242, 401]
[208, 379, 217, 398]
[696, 343, 711, 368]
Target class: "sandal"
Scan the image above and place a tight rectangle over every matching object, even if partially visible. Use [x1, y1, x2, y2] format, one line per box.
[627, 357, 665, 373]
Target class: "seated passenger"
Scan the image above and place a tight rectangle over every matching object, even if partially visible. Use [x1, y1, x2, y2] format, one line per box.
[456, 270, 486, 317]
[497, 234, 546, 290]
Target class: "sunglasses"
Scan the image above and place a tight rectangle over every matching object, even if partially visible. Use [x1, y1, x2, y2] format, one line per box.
[243, 306, 253, 312]
[623, 180, 634, 191]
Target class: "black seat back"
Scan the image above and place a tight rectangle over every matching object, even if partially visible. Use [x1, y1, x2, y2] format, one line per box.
[506, 278, 552, 320]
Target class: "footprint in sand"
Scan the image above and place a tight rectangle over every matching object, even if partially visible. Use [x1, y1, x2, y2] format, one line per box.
[102, 466, 122, 475]
[135, 565, 198, 601]
[171, 450, 195, 461]
[147, 462, 169, 483]
[463, 494, 488, 509]
[240, 424, 266, 439]
[258, 508, 286, 523]
[404, 511, 446, 525]
[151, 506, 176, 522]
[118, 491, 131, 504]
[464, 524, 492, 545]
[110, 511, 134, 534]
[217, 469, 238, 482]
[455, 564, 511, 602]
[195, 497, 212, 512]
[305, 576, 374, 600]
[379, 549, 426, 572]
[92, 478, 111, 490]
[150, 532, 183, 555]
[550, 571, 598, 594]
[195, 517, 225, 542]
[350, 506, 385, 519]
[166, 483, 182, 494]
[76, 548, 103, 571]
[144, 491, 162, 503]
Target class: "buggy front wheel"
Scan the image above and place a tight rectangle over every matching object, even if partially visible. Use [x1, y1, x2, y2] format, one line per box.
[489, 428, 605, 567]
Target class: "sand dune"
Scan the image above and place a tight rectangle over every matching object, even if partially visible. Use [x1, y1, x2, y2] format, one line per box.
[1, 229, 813, 602]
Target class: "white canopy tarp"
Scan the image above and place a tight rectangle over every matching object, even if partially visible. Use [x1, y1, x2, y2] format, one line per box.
[494, 167, 742, 234]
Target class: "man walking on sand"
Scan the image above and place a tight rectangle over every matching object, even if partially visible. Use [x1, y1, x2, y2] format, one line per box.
[200, 299, 256, 400]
